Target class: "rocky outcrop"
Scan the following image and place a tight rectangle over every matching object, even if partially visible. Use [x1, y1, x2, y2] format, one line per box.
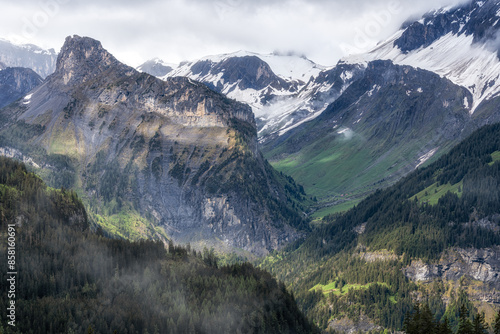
[404, 247, 500, 286]
[359, 250, 399, 263]
[329, 314, 381, 334]
[0, 147, 46, 169]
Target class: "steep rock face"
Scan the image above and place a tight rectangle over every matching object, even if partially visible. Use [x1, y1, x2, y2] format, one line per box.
[0, 35, 306, 256]
[404, 247, 500, 305]
[0, 39, 57, 78]
[404, 247, 500, 285]
[211, 56, 294, 92]
[0, 67, 43, 108]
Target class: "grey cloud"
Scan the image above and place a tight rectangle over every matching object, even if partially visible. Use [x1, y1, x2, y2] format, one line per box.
[0, 0, 470, 67]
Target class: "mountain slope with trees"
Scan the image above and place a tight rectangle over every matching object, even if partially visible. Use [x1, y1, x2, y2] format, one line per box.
[0, 156, 318, 334]
[260, 123, 500, 332]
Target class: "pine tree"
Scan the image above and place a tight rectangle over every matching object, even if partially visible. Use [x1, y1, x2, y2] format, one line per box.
[437, 317, 453, 334]
[473, 312, 488, 334]
[403, 303, 421, 334]
[493, 310, 500, 334]
[419, 304, 436, 334]
[457, 304, 473, 334]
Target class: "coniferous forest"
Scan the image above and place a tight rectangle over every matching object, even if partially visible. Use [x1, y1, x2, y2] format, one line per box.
[260, 123, 500, 331]
[0, 157, 318, 334]
[404, 302, 500, 334]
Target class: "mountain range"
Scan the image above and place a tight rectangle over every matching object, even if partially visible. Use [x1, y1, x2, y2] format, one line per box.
[2, 0, 500, 332]
[136, 0, 500, 216]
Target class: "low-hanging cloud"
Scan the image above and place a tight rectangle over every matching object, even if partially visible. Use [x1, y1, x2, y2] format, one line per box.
[0, 0, 469, 67]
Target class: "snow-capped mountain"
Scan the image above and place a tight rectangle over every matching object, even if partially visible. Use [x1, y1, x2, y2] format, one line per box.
[348, 0, 500, 114]
[136, 57, 177, 77]
[0, 39, 57, 78]
[139, 51, 366, 140]
[140, 0, 500, 152]
[257, 0, 500, 208]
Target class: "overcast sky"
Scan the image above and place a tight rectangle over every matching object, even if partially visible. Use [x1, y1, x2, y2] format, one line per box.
[0, 0, 467, 67]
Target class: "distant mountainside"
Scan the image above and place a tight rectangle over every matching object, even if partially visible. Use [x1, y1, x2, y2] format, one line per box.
[138, 52, 362, 140]
[0, 156, 318, 334]
[261, 122, 500, 333]
[136, 57, 176, 77]
[0, 35, 308, 256]
[139, 0, 500, 216]
[0, 39, 57, 78]
[354, 0, 500, 114]
[262, 59, 476, 208]
[0, 67, 42, 108]
[257, 0, 500, 212]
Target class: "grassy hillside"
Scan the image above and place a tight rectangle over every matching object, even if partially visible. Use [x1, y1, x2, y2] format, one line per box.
[263, 60, 472, 217]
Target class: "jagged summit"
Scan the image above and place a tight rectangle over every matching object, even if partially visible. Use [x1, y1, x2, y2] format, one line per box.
[55, 35, 133, 85]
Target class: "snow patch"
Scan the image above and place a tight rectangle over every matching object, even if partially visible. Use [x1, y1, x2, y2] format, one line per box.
[464, 96, 470, 109]
[367, 85, 379, 97]
[341, 71, 353, 82]
[415, 148, 438, 169]
[337, 127, 354, 140]
[23, 94, 32, 105]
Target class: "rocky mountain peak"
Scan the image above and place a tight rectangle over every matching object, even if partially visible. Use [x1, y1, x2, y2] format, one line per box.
[55, 35, 132, 85]
[137, 58, 175, 77]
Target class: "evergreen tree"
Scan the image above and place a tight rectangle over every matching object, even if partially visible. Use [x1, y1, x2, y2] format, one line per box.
[437, 317, 453, 334]
[457, 304, 473, 334]
[493, 310, 500, 334]
[419, 304, 436, 334]
[472, 312, 488, 334]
